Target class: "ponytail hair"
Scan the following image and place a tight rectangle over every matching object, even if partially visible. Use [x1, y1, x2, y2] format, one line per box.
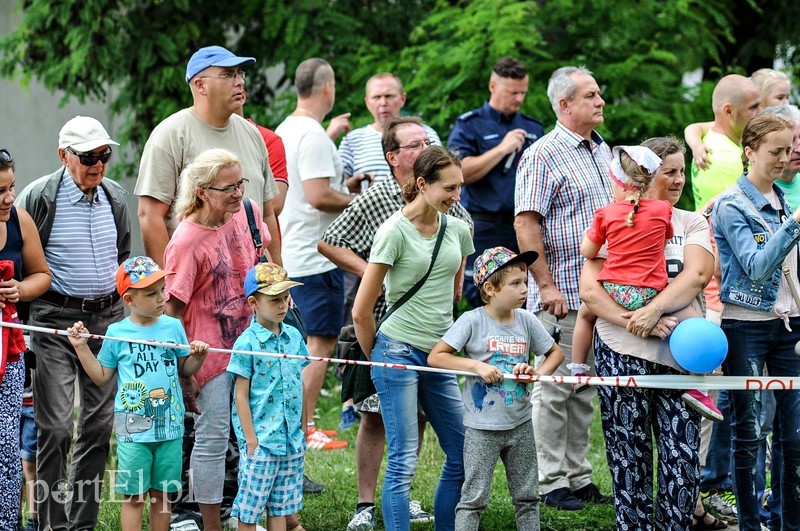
[619, 150, 656, 227]
[402, 146, 461, 202]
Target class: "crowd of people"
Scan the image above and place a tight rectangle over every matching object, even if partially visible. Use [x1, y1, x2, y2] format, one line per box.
[0, 43, 799, 531]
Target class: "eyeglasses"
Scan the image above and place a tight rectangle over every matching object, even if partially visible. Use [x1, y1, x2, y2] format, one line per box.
[396, 139, 432, 152]
[65, 147, 113, 166]
[199, 70, 246, 82]
[207, 178, 249, 194]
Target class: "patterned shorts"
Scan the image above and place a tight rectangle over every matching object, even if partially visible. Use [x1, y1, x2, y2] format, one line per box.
[231, 447, 304, 522]
[602, 282, 659, 311]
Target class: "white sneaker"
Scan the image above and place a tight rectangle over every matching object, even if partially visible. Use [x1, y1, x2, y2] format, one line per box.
[223, 516, 267, 531]
[170, 520, 201, 531]
[409, 499, 434, 524]
[347, 506, 375, 531]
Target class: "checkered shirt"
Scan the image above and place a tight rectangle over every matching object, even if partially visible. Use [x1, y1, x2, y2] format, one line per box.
[515, 122, 613, 311]
[322, 177, 472, 318]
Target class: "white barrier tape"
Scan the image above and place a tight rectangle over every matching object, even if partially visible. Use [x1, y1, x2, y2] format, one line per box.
[5, 320, 799, 390]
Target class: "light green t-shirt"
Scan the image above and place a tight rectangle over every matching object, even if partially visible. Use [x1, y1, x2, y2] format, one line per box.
[775, 175, 800, 210]
[370, 211, 474, 351]
[691, 129, 743, 209]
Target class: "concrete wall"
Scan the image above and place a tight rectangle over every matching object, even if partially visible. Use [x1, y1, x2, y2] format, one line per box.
[0, 3, 144, 256]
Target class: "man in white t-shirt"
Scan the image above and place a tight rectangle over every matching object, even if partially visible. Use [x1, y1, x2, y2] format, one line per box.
[135, 45, 280, 266]
[276, 58, 360, 448]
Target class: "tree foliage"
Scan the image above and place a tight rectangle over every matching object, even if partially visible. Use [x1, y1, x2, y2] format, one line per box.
[1, 0, 795, 178]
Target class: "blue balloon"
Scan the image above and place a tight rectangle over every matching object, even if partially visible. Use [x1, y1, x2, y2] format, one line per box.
[669, 317, 728, 374]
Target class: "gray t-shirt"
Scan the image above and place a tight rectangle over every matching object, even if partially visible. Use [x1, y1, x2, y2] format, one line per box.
[442, 307, 555, 430]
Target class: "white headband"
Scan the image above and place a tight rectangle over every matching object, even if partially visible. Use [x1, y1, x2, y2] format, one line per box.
[609, 145, 662, 189]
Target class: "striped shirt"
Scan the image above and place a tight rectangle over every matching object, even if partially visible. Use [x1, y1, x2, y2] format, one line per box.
[46, 172, 118, 297]
[515, 122, 612, 311]
[339, 124, 441, 184]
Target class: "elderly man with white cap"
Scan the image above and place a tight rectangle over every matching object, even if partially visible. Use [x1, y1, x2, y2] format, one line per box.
[16, 115, 130, 531]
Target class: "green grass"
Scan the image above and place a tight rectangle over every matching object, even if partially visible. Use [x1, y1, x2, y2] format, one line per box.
[82, 373, 616, 530]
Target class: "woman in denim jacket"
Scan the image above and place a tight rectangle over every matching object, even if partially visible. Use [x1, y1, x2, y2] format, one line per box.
[713, 114, 800, 531]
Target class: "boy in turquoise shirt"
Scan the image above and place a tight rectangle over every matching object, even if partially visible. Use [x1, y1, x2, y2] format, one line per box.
[227, 262, 310, 531]
[68, 256, 209, 531]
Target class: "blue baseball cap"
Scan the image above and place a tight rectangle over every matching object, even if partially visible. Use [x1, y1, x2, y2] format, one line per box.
[185, 45, 256, 83]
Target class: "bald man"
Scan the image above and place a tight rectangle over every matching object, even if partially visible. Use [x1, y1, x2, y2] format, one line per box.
[690, 74, 761, 209]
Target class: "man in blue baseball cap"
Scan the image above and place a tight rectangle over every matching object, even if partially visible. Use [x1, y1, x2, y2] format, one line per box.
[135, 45, 282, 531]
[136, 45, 281, 270]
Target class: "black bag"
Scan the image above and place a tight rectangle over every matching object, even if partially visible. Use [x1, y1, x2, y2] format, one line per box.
[340, 215, 448, 403]
[242, 199, 308, 342]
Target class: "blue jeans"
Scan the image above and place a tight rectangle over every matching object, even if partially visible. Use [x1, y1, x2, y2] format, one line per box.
[371, 332, 465, 531]
[700, 390, 734, 491]
[721, 317, 800, 531]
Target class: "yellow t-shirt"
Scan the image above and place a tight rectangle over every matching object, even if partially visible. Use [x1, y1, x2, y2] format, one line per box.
[690, 130, 743, 209]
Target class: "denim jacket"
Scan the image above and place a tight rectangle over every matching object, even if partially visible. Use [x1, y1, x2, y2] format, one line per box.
[713, 174, 800, 312]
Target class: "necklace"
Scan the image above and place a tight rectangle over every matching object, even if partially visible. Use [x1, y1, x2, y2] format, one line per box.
[293, 108, 320, 121]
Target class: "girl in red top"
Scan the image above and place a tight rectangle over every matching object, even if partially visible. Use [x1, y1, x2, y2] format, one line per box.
[572, 145, 722, 421]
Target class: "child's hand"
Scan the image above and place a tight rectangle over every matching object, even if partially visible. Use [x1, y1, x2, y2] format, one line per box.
[245, 440, 257, 458]
[512, 362, 535, 376]
[66, 322, 89, 347]
[475, 362, 504, 384]
[189, 341, 209, 361]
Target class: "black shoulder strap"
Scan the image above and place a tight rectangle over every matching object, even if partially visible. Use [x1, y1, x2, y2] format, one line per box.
[378, 214, 448, 328]
[242, 199, 267, 263]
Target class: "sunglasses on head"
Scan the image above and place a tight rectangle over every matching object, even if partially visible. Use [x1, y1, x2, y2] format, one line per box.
[0, 149, 11, 164]
[65, 146, 113, 166]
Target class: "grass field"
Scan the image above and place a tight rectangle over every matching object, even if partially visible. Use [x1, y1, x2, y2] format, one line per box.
[82, 372, 616, 530]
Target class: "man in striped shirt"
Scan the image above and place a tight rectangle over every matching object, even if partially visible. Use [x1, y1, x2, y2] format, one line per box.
[17, 116, 130, 531]
[514, 66, 613, 511]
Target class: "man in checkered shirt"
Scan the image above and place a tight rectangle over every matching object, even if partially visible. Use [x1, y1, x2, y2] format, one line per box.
[514, 66, 613, 511]
[319, 116, 471, 530]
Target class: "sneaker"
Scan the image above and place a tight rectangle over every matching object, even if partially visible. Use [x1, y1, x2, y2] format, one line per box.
[573, 482, 612, 504]
[683, 390, 724, 422]
[303, 474, 327, 494]
[307, 427, 348, 450]
[541, 487, 585, 511]
[340, 405, 361, 431]
[409, 499, 434, 524]
[170, 519, 202, 531]
[347, 505, 375, 531]
[223, 516, 267, 531]
[701, 490, 737, 522]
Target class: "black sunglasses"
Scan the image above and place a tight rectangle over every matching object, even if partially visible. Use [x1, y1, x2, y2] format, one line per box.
[0, 149, 11, 164]
[65, 146, 113, 166]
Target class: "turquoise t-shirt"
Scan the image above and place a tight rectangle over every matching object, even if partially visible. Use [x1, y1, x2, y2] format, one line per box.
[98, 315, 189, 443]
[775, 175, 800, 210]
[370, 211, 474, 351]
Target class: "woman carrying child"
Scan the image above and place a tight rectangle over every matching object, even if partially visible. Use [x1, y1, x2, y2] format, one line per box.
[572, 145, 722, 421]
[352, 146, 473, 531]
[580, 136, 715, 530]
[429, 247, 564, 530]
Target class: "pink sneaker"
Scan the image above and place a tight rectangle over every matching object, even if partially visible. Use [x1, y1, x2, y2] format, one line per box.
[682, 389, 723, 422]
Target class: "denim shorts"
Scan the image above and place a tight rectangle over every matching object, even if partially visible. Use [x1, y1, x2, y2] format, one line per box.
[20, 404, 36, 462]
[115, 438, 183, 495]
[291, 269, 344, 336]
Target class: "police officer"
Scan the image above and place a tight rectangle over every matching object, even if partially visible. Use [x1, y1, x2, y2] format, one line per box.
[448, 56, 543, 307]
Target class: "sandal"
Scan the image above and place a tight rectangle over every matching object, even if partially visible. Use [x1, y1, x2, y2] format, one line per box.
[692, 511, 727, 531]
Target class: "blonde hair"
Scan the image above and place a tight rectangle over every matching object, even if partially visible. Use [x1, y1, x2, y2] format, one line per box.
[479, 261, 527, 304]
[620, 151, 656, 227]
[751, 68, 790, 104]
[173, 148, 242, 221]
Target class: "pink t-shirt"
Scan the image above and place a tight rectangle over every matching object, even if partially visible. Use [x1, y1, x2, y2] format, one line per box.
[164, 200, 271, 388]
[587, 198, 674, 291]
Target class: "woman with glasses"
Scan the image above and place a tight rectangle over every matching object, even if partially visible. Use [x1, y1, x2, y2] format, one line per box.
[352, 146, 473, 531]
[164, 148, 270, 531]
[0, 149, 51, 530]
